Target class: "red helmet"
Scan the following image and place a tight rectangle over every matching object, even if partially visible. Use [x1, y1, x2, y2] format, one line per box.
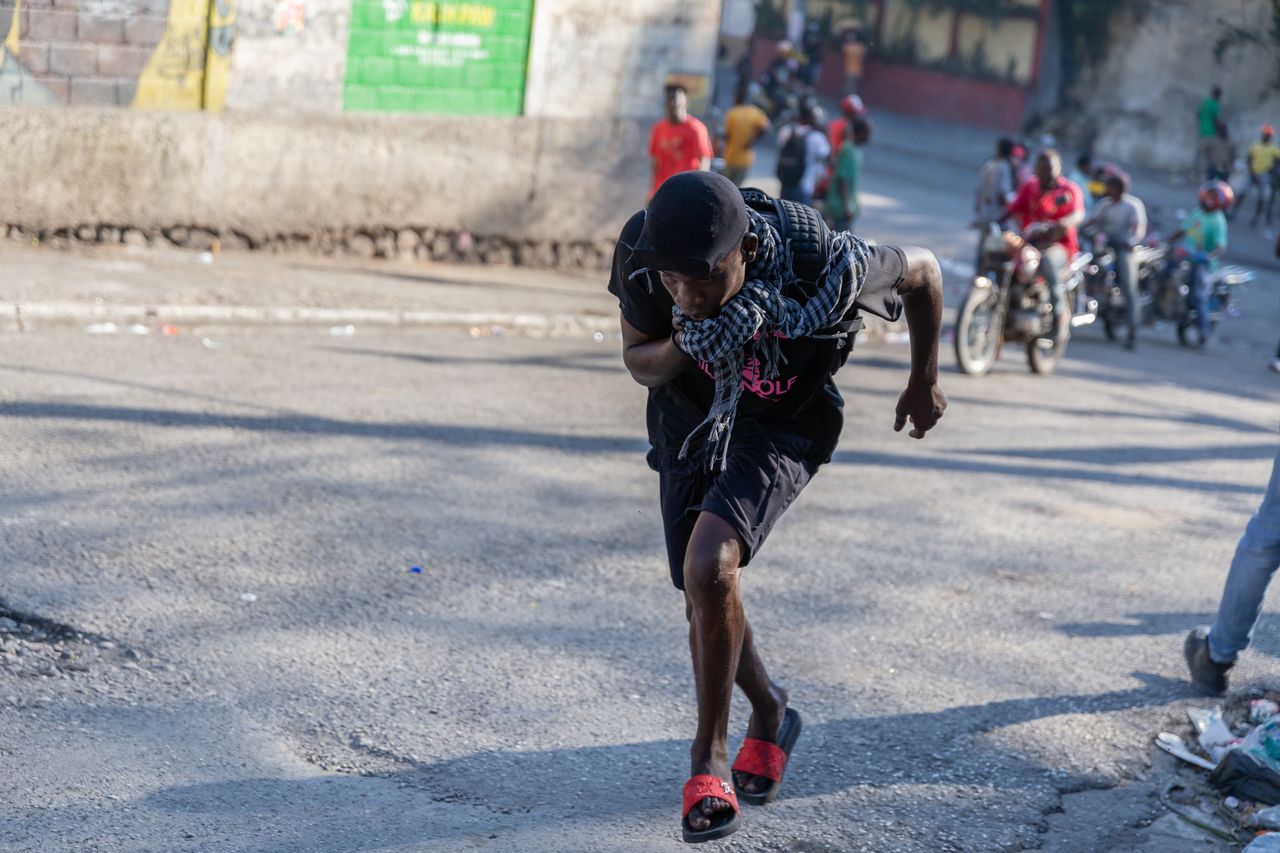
[839, 94, 866, 117]
[1264, 124, 1275, 137]
[1096, 162, 1129, 193]
[1198, 180, 1234, 211]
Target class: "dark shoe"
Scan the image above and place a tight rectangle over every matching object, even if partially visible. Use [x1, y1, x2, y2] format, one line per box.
[1185, 626, 1233, 695]
[1124, 336, 1136, 351]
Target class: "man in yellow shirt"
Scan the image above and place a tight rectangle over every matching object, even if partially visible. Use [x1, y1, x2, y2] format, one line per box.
[721, 84, 771, 186]
[1240, 124, 1280, 227]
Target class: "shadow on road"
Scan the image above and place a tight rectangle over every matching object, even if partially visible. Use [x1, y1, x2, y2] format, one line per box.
[956, 442, 1277, 466]
[139, 673, 1190, 851]
[283, 262, 600, 301]
[327, 346, 624, 375]
[0, 401, 646, 454]
[831, 448, 1262, 494]
[1058, 612, 1280, 660]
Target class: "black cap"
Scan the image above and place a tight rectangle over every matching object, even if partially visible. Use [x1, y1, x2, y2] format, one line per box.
[633, 171, 749, 277]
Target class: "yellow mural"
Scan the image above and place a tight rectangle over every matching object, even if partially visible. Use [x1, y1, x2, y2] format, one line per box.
[132, 0, 235, 111]
[203, 0, 236, 111]
[4, 0, 19, 55]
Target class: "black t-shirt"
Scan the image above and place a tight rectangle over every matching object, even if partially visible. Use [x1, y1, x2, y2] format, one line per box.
[607, 210, 905, 466]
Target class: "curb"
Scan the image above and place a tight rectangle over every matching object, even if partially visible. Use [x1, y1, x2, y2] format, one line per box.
[6, 302, 618, 334]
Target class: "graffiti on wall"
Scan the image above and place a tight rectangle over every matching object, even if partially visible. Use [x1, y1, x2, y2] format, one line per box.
[0, 0, 235, 109]
[344, 0, 534, 115]
[0, 0, 58, 105]
[273, 0, 307, 35]
[132, 0, 237, 109]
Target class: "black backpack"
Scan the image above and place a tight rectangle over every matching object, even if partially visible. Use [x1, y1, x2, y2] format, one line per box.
[775, 127, 811, 188]
[740, 187, 864, 369]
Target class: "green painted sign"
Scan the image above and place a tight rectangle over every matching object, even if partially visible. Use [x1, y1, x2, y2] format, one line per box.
[344, 1, 535, 115]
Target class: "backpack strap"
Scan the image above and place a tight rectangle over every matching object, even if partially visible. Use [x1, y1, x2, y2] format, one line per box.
[773, 196, 830, 287]
[738, 187, 860, 369]
[738, 188, 831, 287]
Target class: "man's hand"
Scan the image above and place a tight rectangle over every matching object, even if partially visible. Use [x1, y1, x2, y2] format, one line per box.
[894, 380, 947, 439]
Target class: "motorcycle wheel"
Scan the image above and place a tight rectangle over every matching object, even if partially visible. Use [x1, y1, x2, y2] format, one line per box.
[1027, 329, 1068, 375]
[954, 285, 1002, 376]
[1177, 311, 1217, 347]
[1102, 309, 1117, 341]
[1104, 295, 1132, 344]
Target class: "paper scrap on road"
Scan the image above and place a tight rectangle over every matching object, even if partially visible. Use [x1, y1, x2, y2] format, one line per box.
[1157, 732, 1217, 770]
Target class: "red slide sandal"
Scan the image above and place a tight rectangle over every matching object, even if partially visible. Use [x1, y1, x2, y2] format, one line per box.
[681, 774, 741, 843]
[732, 706, 803, 805]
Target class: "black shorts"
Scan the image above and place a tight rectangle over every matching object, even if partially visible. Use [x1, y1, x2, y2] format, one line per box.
[649, 425, 820, 590]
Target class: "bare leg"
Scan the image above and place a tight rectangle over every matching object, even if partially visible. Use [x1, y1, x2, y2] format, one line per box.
[731, 619, 789, 794]
[681, 511, 748, 832]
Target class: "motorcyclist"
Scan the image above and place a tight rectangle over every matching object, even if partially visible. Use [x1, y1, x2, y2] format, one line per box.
[1082, 167, 1147, 350]
[760, 42, 801, 101]
[1002, 149, 1085, 341]
[973, 137, 1018, 267]
[1168, 180, 1232, 348]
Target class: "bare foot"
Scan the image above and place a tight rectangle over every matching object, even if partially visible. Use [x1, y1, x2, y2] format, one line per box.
[732, 683, 789, 794]
[686, 759, 736, 832]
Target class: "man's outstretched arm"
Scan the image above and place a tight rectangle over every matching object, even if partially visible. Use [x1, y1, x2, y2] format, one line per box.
[620, 315, 692, 388]
[893, 246, 947, 439]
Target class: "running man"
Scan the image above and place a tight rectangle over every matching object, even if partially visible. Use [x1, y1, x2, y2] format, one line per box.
[608, 171, 946, 843]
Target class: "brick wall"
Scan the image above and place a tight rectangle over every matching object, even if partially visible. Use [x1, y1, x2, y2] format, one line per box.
[0, 0, 176, 106]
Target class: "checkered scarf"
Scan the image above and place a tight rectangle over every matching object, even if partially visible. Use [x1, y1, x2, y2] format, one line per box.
[668, 209, 869, 469]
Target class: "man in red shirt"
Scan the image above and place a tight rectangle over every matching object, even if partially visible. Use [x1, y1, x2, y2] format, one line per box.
[1004, 149, 1084, 340]
[650, 85, 713, 198]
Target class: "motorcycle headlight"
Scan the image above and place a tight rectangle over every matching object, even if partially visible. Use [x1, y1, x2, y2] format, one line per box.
[1015, 245, 1041, 283]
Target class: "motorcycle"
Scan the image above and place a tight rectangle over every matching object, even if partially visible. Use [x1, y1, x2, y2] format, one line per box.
[1080, 230, 1166, 344]
[954, 223, 1097, 376]
[1146, 247, 1254, 347]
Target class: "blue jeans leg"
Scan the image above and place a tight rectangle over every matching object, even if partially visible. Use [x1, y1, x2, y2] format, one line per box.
[1209, 449, 1280, 662]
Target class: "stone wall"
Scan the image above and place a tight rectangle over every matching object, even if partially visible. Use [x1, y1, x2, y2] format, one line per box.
[1067, 0, 1280, 173]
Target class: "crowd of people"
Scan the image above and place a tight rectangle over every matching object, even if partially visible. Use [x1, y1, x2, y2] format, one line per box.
[1197, 85, 1280, 232]
[973, 128, 1236, 354]
[648, 82, 871, 236]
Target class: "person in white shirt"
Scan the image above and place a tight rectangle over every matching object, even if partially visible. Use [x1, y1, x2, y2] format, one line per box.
[775, 103, 831, 206]
[1084, 168, 1148, 350]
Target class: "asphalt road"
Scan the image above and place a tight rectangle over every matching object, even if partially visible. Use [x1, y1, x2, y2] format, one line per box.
[2, 129, 1279, 852]
[0, 306, 1276, 852]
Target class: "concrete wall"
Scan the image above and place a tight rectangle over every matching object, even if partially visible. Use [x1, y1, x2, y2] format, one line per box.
[0, 106, 650, 258]
[223, 0, 349, 112]
[0, 0, 724, 264]
[524, 0, 721, 119]
[1074, 0, 1280, 172]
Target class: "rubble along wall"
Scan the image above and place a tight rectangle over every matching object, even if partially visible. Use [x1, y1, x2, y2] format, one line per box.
[1074, 0, 1280, 173]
